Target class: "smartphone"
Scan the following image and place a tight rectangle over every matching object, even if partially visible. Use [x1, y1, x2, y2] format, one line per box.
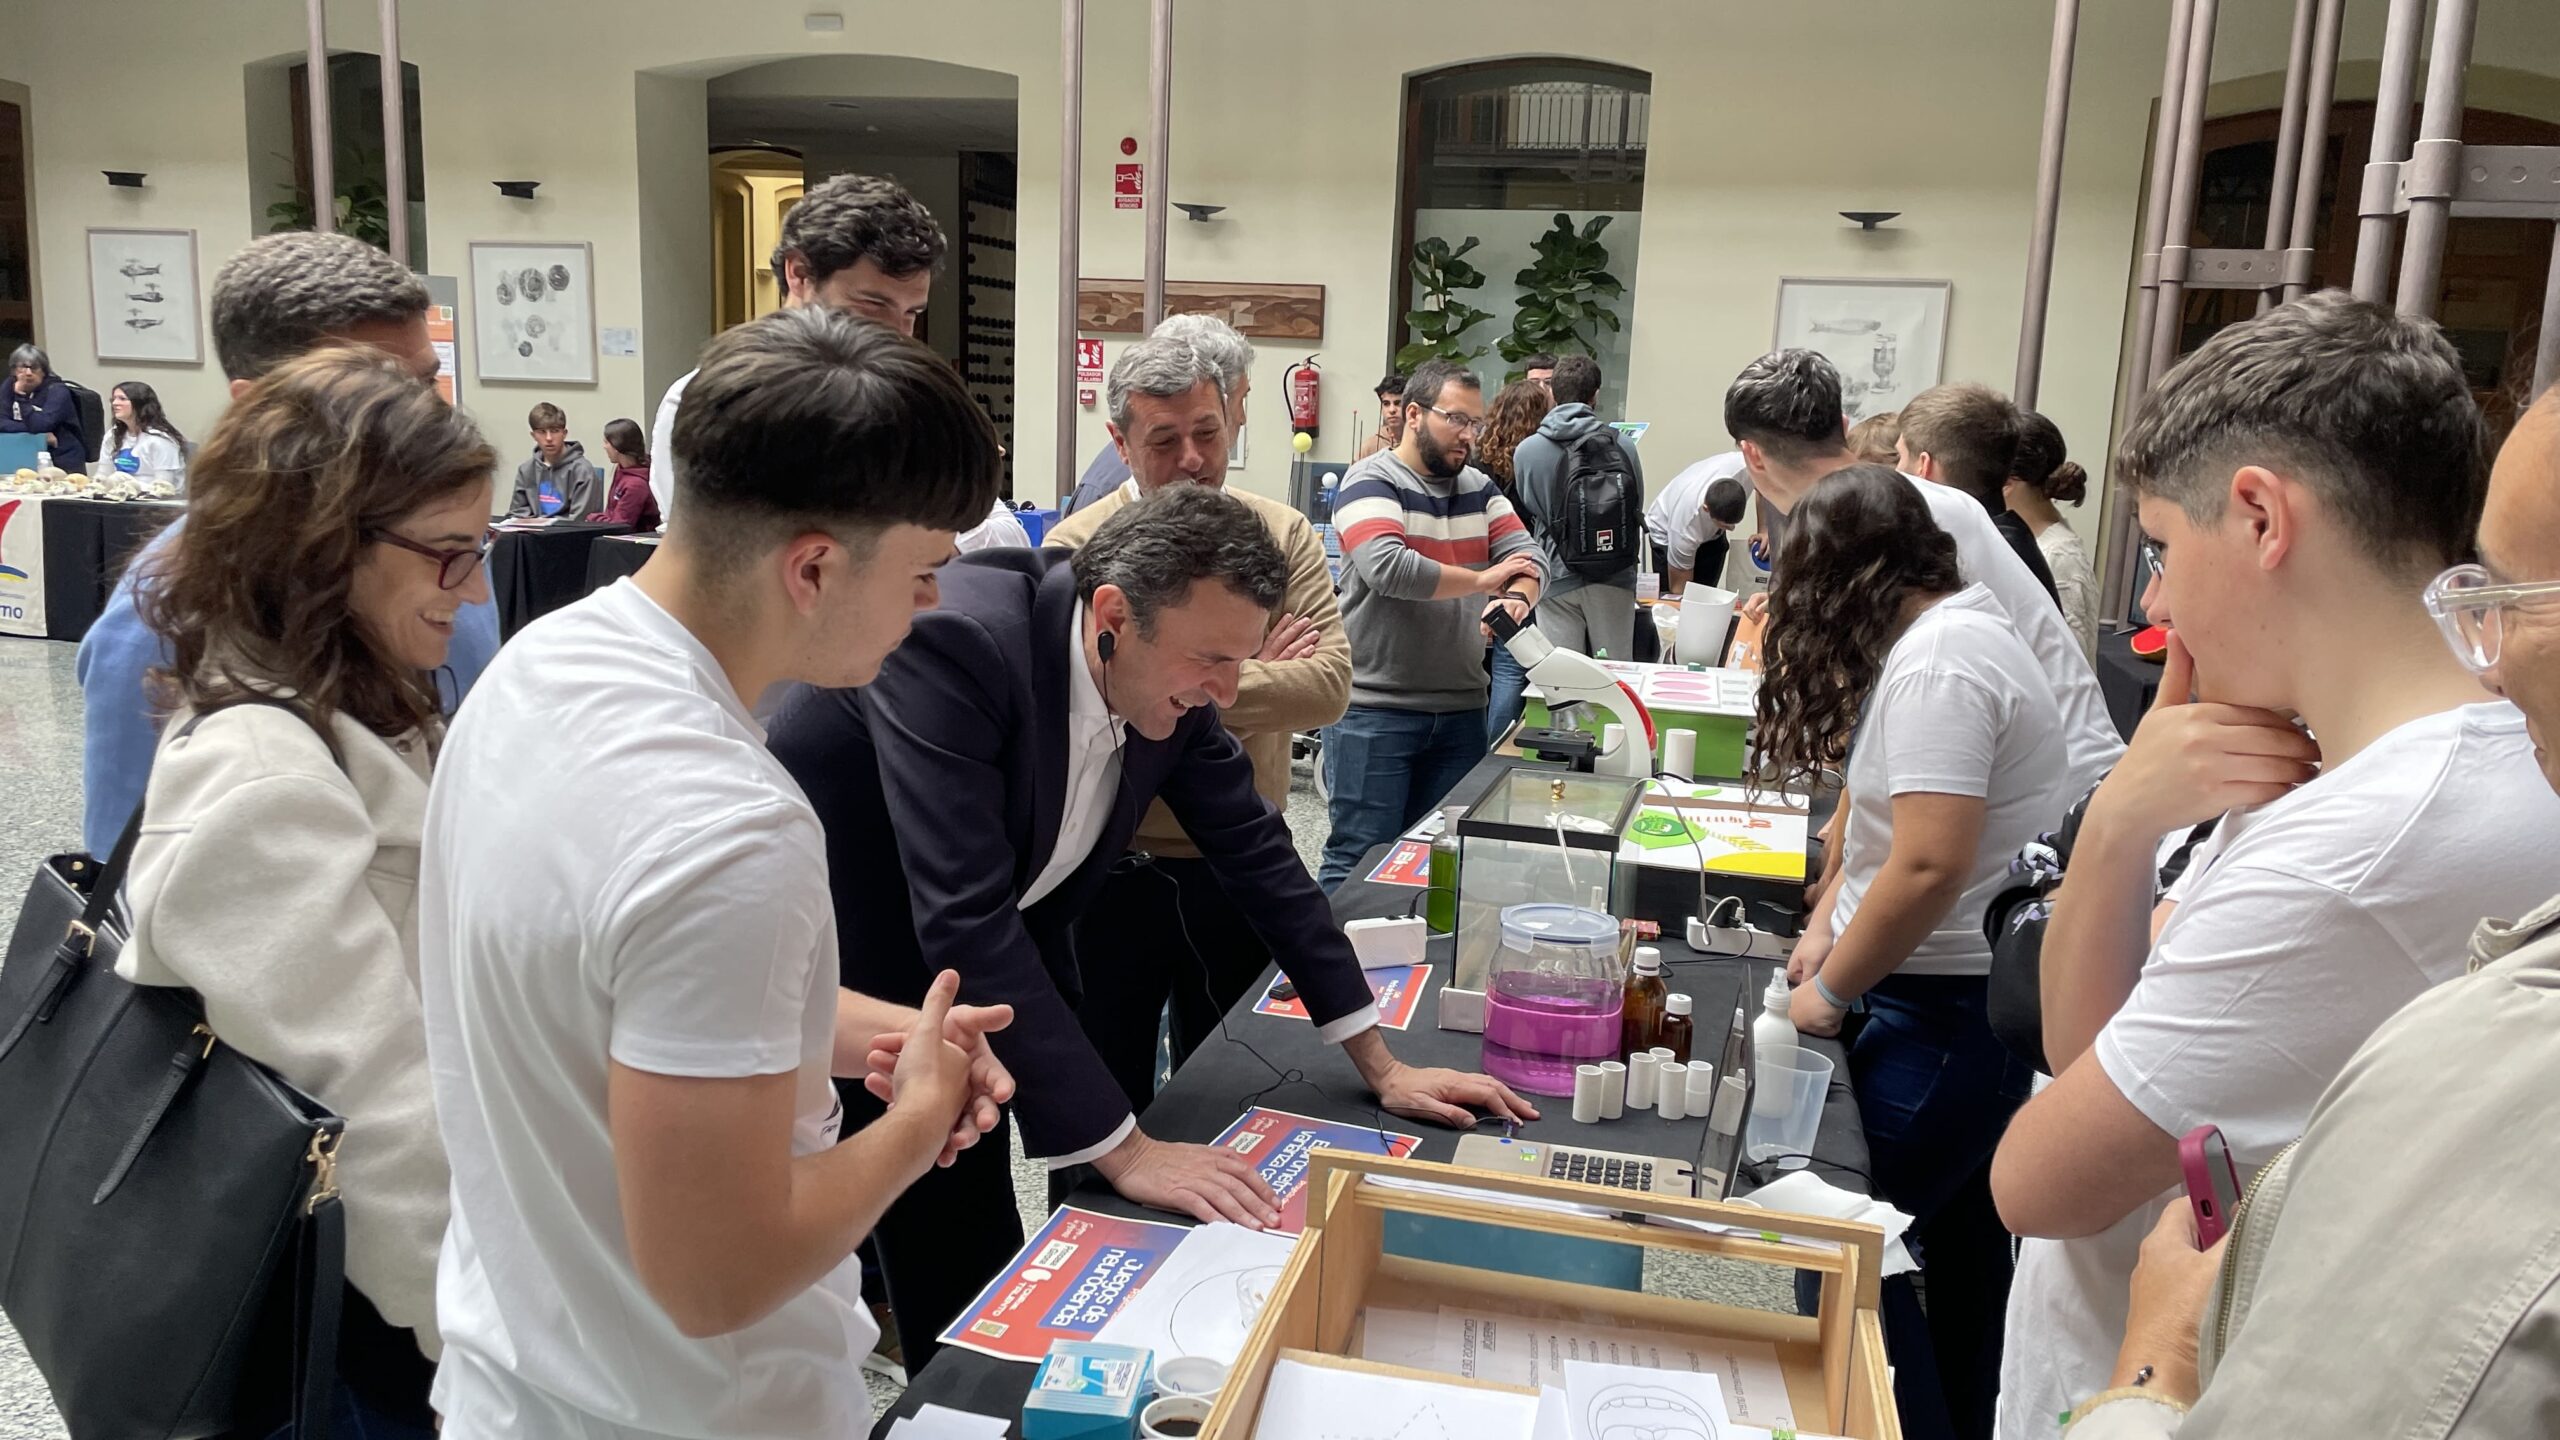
[2179, 1124, 2243, 1247]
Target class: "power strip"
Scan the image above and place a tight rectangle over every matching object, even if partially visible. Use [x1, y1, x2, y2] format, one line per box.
[1686, 913, 1791, 960]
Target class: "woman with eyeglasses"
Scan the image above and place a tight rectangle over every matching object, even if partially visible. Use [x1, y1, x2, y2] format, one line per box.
[123, 343, 496, 1438]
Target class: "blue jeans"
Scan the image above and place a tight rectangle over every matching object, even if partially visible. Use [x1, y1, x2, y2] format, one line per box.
[1800, 973, 2034, 1440]
[1319, 704, 1489, 890]
[1485, 644, 1531, 745]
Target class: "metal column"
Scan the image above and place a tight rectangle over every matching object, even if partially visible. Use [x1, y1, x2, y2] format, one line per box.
[2395, 0, 2479, 318]
[2351, 0, 2429, 302]
[2147, 0, 2219, 389]
[378, 0, 408, 263]
[2013, 0, 2082, 409]
[1140, 0, 1172, 331]
[2121, 0, 2195, 420]
[2256, 0, 2317, 314]
[1055, 0, 1086, 501]
[304, 0, 333, 234]
[2535, 230, 2560, 396]
[2282, 0, 2346, 303]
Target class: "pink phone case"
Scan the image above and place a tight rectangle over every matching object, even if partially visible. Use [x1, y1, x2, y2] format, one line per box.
[2179, 1124, 2242, 1247]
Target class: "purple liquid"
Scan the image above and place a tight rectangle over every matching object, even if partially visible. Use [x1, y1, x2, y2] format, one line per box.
[1481, 975, 1625, 1097]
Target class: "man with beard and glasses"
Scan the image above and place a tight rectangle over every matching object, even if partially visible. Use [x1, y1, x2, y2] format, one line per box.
[1318, 360, 1545, 889]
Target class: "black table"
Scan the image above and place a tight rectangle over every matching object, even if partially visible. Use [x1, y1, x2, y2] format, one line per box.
[2092, 626, 2160, 741]
[883, 754, 1868, 1436]
[38, 497, 181, 641]
[489, 522, 629, 639]
[584, 532, 658, 592]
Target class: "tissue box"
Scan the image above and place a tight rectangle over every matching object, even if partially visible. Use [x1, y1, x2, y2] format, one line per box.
[1023, 1340, 1153, 1440]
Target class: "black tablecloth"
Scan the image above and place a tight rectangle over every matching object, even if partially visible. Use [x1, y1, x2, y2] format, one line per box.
[489, 522, 629, 639]
[584, 533, 658, 592]
[882, 753, 1868, 1436]
[2093, 627, 2160, 741]
[39, 498, 181, 641]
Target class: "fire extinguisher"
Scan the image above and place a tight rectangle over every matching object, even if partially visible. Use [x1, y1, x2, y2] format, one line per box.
[1285, 356, 1321, 439]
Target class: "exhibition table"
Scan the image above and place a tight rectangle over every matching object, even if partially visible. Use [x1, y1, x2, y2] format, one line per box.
[13, 496, 182, 642]
[880, 752, 1868, 1437]
[488, 521, 630, 638]
[584, 532, 658, 592]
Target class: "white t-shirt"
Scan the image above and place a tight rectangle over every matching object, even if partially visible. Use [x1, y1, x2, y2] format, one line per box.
[1996, 701, 2560, 1439]
[1828, 585, 2070, 976]
[646, 368, 691, 526]
[1899, 473, 2121, 792]
[1645, 452, 1748, 573]
[419, 579, 872, 1440]
[958, 498, 1032, 552]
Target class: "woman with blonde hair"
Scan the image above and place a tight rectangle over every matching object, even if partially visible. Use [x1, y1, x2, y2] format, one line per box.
[1476, 377, 1554, 738]
[126, 343, 497, 1436]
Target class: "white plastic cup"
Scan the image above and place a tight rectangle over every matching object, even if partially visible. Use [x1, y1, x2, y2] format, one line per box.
[1155, 1356, 1230, 1400]
[1598, 1060, 1627, 1119]
[1746, 1045, 1835, 1170]
[1684, 1061, 1716, 1111]
[1572, 1064, 1605, 1123]
[1654, 1062, 1687, 1120]
[1628, 1051, 1659, 1109]
[1675, 584, 1739, 666]
[1661, 728, 1697, 780]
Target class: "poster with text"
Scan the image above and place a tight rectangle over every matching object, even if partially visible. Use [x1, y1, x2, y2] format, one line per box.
[939, 1205, 1193, 1363]
[1364, 839, 1430, 888]
[1253, 963, 1429, 1031]
[1211, 1107, 1420, 1235]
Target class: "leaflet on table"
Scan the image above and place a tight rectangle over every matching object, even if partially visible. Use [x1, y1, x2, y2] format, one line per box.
[1365, 839, 1430, 887]
[937, 1205, 1193, 1363]
[1091, 1221, 1302, 1365]
[1209, 1107, 1420, 1235]
[1253, 962, 1428, 1030]
[1618, 778, 1809, 882]
[1355, 1305, 1795, 1430]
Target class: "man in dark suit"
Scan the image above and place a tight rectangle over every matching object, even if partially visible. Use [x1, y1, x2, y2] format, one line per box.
[769, 486, 1532, 1362]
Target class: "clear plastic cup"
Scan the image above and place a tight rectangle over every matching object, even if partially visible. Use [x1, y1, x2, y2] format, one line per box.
[1746, 1045, 1834, 1170]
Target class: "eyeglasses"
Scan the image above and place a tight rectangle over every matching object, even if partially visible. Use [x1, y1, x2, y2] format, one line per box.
[1423, 405, 1485, 436]
[2423, 563, 2560, 675]
[370, 528, 493, 591]
[2140, 539, 2165, 579]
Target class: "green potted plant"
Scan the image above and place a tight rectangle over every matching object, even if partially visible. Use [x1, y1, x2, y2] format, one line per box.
[1498, 214, 1624, 377]
[1396, 235, 1494, 371]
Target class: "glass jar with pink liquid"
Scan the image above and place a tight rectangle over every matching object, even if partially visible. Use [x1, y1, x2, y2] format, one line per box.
[1480, 904, 1626, 1097]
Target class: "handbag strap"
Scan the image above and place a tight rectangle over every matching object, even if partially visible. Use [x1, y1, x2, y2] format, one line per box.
[293, 1187, 347, 1440]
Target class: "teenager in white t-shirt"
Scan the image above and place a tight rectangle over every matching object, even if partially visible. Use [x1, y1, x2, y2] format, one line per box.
[420, 308, 1015, 1440]
[1755, 465, 2073, 1440]
[1986, 293, 2560, 1438]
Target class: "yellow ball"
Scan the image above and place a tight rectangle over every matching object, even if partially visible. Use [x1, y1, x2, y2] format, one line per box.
[1291, 430, 1315, 454]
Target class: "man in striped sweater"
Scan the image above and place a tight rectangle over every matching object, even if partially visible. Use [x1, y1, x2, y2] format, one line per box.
[1320, 360, 1546, 889]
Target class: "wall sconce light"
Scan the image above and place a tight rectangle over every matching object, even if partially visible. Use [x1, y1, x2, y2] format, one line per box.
[103, 171, 147, 188]
[493, 180, 541, 200]
[1840, 211, 1901, 230]
[1174, 203, 1226, 223]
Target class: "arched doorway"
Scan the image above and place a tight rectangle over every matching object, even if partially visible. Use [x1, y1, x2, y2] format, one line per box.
[1391, 59, 1651, 415]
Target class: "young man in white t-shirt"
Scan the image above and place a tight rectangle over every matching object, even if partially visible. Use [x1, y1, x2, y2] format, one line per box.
[420, 307, 1016, 1439]
[1987, 292, 2560, 1438]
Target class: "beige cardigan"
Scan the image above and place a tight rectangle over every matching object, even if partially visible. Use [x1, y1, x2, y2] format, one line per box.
[120, 701, 448, 1360]
[1046, 482, 1351, 857]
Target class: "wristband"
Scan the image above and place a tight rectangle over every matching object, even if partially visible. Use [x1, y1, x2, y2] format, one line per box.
[1499, 589, 1530, 604]
[1812, 972, 1853, 1011]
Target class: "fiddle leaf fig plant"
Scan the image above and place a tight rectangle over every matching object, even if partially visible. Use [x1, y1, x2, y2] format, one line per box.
[1396, 234, 1495, 371]
[1498, 213, 1624, 376]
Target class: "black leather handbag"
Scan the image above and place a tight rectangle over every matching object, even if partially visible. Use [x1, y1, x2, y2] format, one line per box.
[0, 706, 347, 1440]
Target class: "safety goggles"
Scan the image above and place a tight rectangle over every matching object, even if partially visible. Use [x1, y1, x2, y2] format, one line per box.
[2422, 563, 2560, 675]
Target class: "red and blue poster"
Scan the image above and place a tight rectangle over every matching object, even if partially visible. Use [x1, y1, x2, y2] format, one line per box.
[1252, 963, 1430, 1031]
[1365, 839, 1430, 887]
[938, 1204, 1192, 1362]
[1210, 1107, 1421, 1235]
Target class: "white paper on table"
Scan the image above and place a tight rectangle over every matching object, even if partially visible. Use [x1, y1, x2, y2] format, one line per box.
[1358, 1307, 1444, 1371]
[1431, 1310, 1792, 1430]
[1252, 1356, 1541, 1440]
[1738, 1172, 1917, 1277]
[1093, 1222, 1302, 1366]
[1561, 1359, 1730, 1440]
[1531, 1386, 1571, 1440]
[885, 1404, 1013, 1440]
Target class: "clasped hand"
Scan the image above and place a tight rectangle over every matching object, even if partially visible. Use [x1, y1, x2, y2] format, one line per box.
[861, 970, 1017, 1168]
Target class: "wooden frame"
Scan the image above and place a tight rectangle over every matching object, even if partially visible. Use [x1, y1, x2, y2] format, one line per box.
[1208, 1152, 1900, 1440]
[468, 240, 597, 385]
[86, 228, 202, 365]
[1771, 277, 1952, 422]
[1076, 279, 1323, 339]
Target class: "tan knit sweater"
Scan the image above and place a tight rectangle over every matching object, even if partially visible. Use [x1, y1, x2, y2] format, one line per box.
[1044, 481, 1350, 858]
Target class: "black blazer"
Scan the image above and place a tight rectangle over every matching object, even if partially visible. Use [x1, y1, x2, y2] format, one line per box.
[768, 547, 1377, 1159]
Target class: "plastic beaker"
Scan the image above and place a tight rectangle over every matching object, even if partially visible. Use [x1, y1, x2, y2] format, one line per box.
[1745, 1045, 1834, 1169]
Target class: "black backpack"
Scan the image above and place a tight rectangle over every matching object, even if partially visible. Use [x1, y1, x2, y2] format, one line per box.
[1552, 429, 1640, 580]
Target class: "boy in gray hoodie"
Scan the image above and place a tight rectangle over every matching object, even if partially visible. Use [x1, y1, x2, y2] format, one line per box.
[1508, 354, 1644, 660]
[508, 401, 603, 518]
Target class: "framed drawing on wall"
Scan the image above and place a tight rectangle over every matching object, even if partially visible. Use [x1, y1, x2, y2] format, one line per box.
[1772, 278, 1951, 420]
[87, 228, 202, 365]
[469, 241, 596, 384]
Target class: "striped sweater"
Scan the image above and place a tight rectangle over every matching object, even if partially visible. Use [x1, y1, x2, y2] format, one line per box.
[1334, 450, 1544, 712]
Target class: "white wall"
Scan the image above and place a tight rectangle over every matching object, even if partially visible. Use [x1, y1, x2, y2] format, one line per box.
[9, 0, 2556, 531]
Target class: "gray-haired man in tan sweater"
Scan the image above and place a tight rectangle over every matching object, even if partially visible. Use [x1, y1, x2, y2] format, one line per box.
[1046, 327, 1350, 1108]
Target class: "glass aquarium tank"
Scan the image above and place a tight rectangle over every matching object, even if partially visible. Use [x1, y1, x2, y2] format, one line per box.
[1451, 769, 1644, 998]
